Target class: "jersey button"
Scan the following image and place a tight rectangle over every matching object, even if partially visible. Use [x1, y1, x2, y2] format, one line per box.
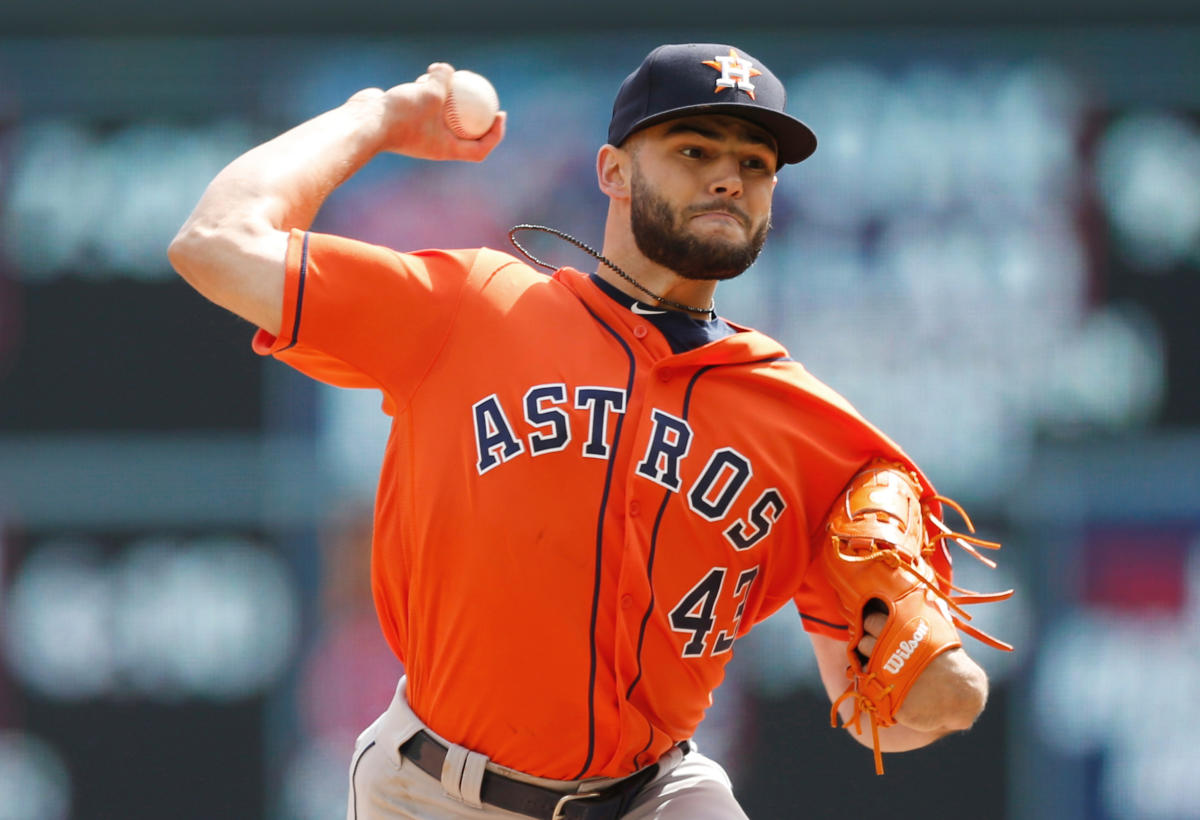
[633, 325, 648, 338]
[621, 594, 634, 610]
[628, 500, 641, 516]
[658, 369, 672, 383]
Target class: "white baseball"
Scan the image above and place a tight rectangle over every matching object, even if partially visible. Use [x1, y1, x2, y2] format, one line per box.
[443, 70, 500, 140]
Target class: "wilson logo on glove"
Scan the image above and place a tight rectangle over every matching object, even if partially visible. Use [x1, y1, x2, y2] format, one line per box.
[882, 619, 929, 675]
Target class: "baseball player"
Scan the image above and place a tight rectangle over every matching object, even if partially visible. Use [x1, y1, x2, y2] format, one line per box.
[170, 43, 1010, 819]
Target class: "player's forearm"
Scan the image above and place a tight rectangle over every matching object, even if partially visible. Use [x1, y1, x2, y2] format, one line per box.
[176, 92, 388, 248]
[841, 648, 988, 752]
[840, 718, 943, 752]
[170, 67, 503, 333]
[816, 633, 987, 753]
[895, 647, 988, 733]
[837, 704, 963, 754]
[168, 91, 390, 331]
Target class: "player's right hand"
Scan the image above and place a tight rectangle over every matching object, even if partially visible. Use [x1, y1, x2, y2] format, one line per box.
[348, 62, 506, 163]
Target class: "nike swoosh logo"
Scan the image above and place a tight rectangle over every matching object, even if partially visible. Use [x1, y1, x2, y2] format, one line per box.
[631, 303, 666, 315]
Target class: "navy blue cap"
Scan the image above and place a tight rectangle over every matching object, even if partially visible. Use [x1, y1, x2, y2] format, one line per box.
[608, 43, 817, 166]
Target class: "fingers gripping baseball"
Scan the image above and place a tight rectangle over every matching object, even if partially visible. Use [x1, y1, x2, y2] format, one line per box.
[367, 62, 506, 162]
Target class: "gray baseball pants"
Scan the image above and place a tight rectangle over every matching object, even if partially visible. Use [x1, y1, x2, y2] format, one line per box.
[347, 677, 749, 819]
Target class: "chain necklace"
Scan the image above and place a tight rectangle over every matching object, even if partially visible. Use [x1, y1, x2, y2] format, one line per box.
[508, 224, 717, 318]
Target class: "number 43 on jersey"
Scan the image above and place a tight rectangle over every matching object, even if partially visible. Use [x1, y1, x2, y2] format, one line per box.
[670, 566, 759, 658]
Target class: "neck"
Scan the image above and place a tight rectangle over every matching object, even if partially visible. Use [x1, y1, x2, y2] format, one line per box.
[598, 213, 718, 317]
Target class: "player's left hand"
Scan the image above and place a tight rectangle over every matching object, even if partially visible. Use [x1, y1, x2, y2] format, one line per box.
[857, 606, 985, 733]
[856, 611, 888, 658]
[821, 459, 1012, 773]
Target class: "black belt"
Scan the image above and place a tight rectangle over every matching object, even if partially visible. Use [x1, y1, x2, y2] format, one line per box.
[398, 730, 665, 820]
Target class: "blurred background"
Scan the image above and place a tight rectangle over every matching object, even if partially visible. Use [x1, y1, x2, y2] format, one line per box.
[1, 2, 1199, 818]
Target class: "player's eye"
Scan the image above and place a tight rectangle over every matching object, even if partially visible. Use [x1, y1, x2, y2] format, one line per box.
[680, 146, 705, 159]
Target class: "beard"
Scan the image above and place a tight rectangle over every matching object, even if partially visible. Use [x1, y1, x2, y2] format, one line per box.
[630, 166, 771, 281]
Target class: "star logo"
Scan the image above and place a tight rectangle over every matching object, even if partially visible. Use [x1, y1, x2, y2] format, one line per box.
[702, 48, 762, 100]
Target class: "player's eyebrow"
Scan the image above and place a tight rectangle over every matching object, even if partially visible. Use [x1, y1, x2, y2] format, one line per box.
[662, 120, 778, 153]
[663, 122, 723, 141]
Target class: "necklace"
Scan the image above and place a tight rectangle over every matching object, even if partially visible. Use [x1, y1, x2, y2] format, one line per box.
[508, 224, 717, 318]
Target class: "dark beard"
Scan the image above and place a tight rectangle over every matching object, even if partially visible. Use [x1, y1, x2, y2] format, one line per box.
[630, 170, 770, 281]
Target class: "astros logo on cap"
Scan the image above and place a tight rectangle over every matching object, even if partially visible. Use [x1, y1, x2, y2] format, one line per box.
[702, 48, 762, 99]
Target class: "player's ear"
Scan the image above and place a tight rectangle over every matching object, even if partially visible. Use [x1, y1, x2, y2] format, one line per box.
[596, 144, 632, 201]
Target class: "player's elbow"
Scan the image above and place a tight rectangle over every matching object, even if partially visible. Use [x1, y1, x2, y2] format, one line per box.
[168, 220, 230, 293]
[168, 218, 271, 298]
[168, 231, 191, 277]
[168, 225, 243, 319]
[168, 222, 209, 288]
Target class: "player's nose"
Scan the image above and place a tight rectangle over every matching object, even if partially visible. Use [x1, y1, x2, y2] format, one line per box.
[707, 155, 744, 198]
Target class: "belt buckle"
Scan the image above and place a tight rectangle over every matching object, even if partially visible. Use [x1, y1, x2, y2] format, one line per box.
[551, 789, 602, 820]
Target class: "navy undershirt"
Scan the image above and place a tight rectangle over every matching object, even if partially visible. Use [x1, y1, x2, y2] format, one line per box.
[589, 274, 738, 354]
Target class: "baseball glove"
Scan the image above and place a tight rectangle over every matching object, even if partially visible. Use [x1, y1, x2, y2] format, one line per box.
[821, 459, 1013, 774]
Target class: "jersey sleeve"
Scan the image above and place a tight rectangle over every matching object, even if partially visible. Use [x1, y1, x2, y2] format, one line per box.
[793, 554, 851, 640]
[782, 370, 939, 642]
[252, 229, 508, 408]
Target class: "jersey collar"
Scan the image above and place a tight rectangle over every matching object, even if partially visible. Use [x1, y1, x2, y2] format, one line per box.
[552, 267, 790, 366]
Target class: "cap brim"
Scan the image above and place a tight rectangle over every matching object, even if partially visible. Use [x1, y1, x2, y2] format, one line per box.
[620, 102, 817, 166]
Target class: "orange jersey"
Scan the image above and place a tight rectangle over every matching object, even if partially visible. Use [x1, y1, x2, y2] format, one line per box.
[254, 229, 931, 779]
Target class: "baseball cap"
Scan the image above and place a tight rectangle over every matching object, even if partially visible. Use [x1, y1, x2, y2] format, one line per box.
[608, 43, 817, 166]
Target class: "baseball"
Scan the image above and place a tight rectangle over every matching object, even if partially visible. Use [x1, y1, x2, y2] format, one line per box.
[444, 70, 500, 140]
